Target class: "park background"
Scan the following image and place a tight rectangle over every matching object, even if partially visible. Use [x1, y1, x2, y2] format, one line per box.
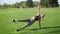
[0, 0, 60, 34]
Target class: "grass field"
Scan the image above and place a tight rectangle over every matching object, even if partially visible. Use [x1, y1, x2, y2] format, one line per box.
[0, 8, 60, 34]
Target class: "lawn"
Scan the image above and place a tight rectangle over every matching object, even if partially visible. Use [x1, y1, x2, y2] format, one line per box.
[0, 7, 60, 34]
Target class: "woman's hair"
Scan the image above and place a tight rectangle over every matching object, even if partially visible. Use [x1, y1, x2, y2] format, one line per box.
[41, 14, 45, 18]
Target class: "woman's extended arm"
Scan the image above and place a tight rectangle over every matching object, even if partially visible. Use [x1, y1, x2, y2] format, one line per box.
[37, 3, 40, 16]
[37, 3, 41, 28]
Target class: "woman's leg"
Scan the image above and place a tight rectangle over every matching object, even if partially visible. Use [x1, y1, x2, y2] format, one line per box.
[16, 19, 34, 31]
[13, 19, 30, 22]
[18, 19, 30, 22]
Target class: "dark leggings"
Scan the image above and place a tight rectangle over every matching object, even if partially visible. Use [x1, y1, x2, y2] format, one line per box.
[17, 19, 34, 30]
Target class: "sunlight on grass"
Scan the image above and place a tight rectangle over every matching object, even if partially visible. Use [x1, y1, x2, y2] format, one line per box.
[0, 8, 60, 34]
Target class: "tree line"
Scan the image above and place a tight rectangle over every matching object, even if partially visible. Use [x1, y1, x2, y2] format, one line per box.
[0, 0, 59, 8]
[40, 0, 59, 7]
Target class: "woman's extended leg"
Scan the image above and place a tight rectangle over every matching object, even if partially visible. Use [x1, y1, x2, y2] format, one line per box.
[13, 19, 30, 22]
[18, 19, 30, 22]
[16, 19, 34, 31]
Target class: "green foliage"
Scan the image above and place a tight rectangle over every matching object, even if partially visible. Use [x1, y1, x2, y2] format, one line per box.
[0, 1, 27, 8]
[26, 0, 34, 8]
[40, 0, 59, 7]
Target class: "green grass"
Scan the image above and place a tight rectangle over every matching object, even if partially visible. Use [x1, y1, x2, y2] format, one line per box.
[0, 8, 60, 34]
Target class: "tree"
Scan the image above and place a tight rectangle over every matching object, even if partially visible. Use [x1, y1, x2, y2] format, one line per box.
[33, 1, 39, 7]
[40, 0, 46, 7]
[15, 2, 20, 8]
[26, 0, 34, 8]
[19, 1, 26, 8]
[40, 0, 59, 7]
[49, 0, 59, 7]
[3, 3, 8, 8]
[0, 5, 2, 8]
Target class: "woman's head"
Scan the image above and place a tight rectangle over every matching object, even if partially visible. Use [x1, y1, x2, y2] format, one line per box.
[41, 14, 45, 18]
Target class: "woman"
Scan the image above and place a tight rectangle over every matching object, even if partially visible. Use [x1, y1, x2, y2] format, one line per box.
[12, 4, 45, 31]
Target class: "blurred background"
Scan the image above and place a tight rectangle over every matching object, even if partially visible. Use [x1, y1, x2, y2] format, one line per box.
[0, 0, 60, 34]
[0, 0, 60, 8]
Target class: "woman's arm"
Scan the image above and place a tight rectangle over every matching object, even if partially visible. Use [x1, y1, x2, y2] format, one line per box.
[37, 3, 40, 15]
[37, 3, 41, 28]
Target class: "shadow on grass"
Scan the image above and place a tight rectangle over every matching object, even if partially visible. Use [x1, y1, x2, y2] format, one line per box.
[29, 26, 60, 31]
[13, 26, 60, 34]
[49, 30, 60, 33]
